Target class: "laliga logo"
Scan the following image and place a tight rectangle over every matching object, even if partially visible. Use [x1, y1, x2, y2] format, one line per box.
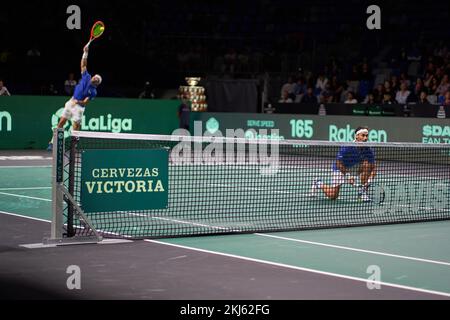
[51, 108, 133, 136]
[51, 108, 72, 138]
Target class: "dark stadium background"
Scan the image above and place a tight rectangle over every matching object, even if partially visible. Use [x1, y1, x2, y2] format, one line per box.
[1, 0, 449, 105]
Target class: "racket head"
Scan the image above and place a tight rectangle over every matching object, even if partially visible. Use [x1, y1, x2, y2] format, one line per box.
[90, 21, 105, 41]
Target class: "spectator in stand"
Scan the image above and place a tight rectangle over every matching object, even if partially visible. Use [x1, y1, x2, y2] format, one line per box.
[293, 77, 307, 102]
[423, 72, 434, 89]
[435, 74, 450, 97]
[42, 83, 58, 95]
[347, 65, 360, 94]
[430, 77, 439, 95]
[424, 74, 437, 97]
[139, 81, 155, 99]
[414, 78, 425, 95]
[443, 91, 450, 106]
[339, 82, 352, 103]
[417, 91, 430, 104]
[315, 73, 329, 93]
[399, 72, 410, 87]
[395, 82, 411, 104]
[390, 75, 400, 93]
[281, 76, 295, 100]
[330, 76, 344, 103]
[437, 91, 446, 104]
[384, 80, 393, 96]
[0, 80, 11, 96]
[64, 73, 77, 96]
[435, 67, 445, 82]
[279, 90, 293, 103]
[382, 92, 396, 104]
[372, 83, 384, 103]
[363, 92, 376, 104]
[301, 87, 318, 103]
[344, 91, 357, 104]
[319, 83, 334, 103]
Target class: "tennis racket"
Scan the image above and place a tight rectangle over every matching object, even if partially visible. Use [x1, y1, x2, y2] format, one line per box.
[86, 21, 105, 47]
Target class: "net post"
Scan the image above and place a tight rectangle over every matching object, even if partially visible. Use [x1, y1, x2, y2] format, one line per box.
[66, 135, 78, 237]
[44, 129, 102, 245]
[50, 128, 65, 240]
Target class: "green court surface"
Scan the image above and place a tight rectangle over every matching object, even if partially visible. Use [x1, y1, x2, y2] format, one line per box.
[72, 164, 450, 238]
[1, 165, 450, 297]
[0, 166, 52, 220]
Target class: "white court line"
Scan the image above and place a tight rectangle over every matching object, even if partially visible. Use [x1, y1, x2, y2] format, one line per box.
[0, 156, 52, 160]
[141, 214, 450, 267]
[2, 208, 450, 296]
[0, 192, 51, 202]
[255, 233, 450, 267]
[0, 210, 51, 223]
[144, 238, 450, 298]
[0, 187, 51, 191]
[0, 210, 131, 239]
[0, 165, 52, 168]
[125, 212, 241, 232]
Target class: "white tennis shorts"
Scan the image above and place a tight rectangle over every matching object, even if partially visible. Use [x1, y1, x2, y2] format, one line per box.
[331, 170, 347, 187]
[62, 98, 85, 123]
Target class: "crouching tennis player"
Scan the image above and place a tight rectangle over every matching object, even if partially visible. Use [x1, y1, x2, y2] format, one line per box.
[47, 43, 102, 151]
[310, 126, 376, 202]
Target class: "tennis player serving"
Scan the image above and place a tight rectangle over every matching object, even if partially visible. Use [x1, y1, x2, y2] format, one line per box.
[310, 126, 376, 202]
[47, 43, 102, 151]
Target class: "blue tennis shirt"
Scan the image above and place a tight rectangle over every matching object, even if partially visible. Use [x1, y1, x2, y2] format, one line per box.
[332, 146, 375, 171]
[73, 70, 97, 102]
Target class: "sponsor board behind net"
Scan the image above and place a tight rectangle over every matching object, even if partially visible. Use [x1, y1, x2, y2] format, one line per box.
[80, 149, 168, 213]
[422, 125, 450, 143]
[52, 108, 133, 137]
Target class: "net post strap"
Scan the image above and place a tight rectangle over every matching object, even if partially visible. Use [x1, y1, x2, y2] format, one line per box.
[50, 128, 64, 240]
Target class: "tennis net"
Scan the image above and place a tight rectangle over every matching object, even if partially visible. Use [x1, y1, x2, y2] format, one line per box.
[59, 131, 450, 239]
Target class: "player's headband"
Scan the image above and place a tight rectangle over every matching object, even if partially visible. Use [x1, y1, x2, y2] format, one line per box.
[93, 74, 102, 84]
[355, 129, 369, 136]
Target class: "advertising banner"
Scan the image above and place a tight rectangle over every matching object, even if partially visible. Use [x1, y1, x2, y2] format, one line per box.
[0, 96, 180, 149]
[191, 112, 450, 144]
[80, 149, 169, 212]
